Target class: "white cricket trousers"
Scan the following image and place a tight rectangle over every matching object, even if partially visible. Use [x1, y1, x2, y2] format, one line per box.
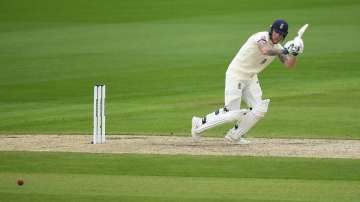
[225, 73, 263, 111]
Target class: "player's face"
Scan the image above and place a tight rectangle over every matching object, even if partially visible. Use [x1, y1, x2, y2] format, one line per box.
[271, 31, 284, 44]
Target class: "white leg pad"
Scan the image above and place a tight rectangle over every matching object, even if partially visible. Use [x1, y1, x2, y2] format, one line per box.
[228, 99, 270, 139]
[194, 108, 248, 134]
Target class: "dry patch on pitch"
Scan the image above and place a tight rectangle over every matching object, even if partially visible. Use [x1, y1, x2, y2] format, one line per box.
[0, 135, 359, 159]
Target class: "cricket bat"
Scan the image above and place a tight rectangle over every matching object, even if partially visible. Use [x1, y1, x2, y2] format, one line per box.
[297, 24, 309, 39]
[293, 24, 309, 53]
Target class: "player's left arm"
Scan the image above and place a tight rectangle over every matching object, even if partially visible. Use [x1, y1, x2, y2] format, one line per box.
[278, 53, 296, 68]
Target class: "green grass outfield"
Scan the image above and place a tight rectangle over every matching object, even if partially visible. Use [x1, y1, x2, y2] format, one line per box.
[1, 1, 359, 202]
[0, 0, 359, 138]
[0, 151, 359, 202]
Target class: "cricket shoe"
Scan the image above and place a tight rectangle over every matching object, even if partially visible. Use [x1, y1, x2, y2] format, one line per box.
[191, 116, 202, 142]
[224, 128, 250, 145]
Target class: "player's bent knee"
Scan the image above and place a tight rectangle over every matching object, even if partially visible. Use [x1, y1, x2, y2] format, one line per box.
[252, 99, 270, 118]
[219, 109, 246, 122]
[227, 109, 249, 122]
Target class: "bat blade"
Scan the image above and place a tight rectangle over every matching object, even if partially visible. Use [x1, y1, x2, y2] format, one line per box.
[297, 24, 309, 38]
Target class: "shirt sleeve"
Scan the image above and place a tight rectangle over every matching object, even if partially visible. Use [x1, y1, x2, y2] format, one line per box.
[253, 32, 268, 44]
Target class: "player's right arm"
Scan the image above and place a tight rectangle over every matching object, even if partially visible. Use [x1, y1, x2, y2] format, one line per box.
[278, 52, 297, 68]
[257, 40, 286, 56]
[257, 40, 296, 68]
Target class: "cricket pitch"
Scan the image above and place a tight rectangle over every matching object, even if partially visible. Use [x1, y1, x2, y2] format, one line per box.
[0, 135, 359, 159]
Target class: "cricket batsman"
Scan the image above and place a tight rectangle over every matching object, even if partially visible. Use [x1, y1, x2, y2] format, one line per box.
[191, 19, 307, 144]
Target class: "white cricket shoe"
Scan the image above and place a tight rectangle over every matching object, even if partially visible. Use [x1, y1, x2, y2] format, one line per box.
[191, 116, 202, 142]
[224, 128, 251, 145]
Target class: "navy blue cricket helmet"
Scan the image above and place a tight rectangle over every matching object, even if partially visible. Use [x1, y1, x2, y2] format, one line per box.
[269, 19, 288, 38]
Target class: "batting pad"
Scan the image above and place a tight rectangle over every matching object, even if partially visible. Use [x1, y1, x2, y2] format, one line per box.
[195, 108, 248, 134]
[230, 99, 270, 139]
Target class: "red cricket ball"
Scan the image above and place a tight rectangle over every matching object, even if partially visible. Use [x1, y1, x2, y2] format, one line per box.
[17, 179, 24, 186]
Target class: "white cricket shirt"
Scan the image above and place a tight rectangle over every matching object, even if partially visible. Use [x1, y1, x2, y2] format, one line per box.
[226, 31, 282, 80]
